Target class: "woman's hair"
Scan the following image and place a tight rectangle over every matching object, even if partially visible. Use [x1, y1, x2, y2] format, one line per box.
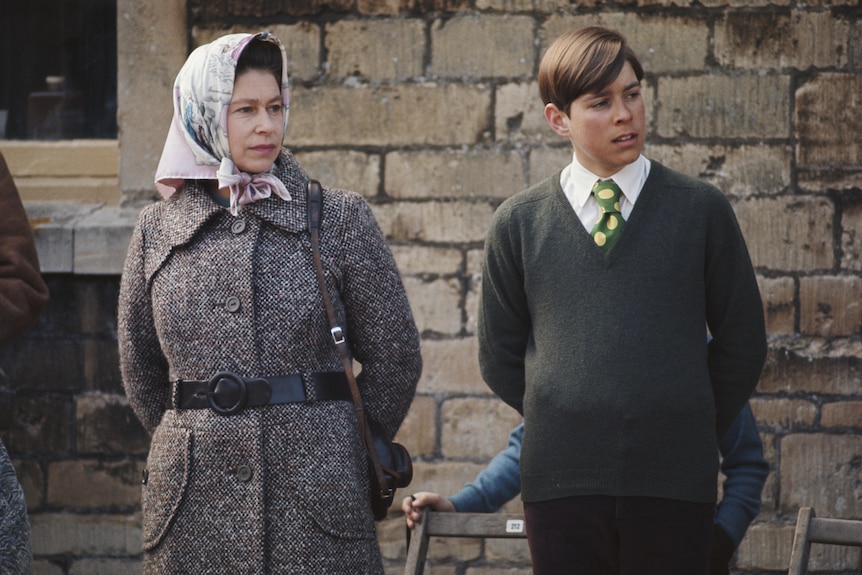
[236, 37, 283, 85]
[538, 27, 644, 115]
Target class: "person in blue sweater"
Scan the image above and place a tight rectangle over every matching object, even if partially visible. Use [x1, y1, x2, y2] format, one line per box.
[402, 403, 768, 575]
[475, 26, 767, 574]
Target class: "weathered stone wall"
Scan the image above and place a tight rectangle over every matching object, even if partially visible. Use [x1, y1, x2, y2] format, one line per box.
[2, 276, 147, 575]
[3, 0, 861, 573]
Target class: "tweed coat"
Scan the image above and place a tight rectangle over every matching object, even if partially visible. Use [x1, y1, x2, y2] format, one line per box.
[118, 150, 422, 574]
[0, 443, 31, 574]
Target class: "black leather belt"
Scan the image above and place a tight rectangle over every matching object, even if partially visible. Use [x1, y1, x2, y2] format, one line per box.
[170, 371, 352, 416]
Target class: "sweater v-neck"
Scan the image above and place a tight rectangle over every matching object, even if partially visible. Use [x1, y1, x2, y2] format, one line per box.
[549, 170, 656, 265]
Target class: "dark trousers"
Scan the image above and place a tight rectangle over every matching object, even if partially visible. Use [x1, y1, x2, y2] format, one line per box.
[523, 495, 715, 575]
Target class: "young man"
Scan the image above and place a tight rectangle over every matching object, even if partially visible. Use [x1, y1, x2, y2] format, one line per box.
[402, 404, 768, 575]
[476, 27, 767, 574]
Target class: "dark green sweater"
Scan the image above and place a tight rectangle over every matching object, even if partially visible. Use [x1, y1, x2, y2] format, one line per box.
[478, 161, 767, 504]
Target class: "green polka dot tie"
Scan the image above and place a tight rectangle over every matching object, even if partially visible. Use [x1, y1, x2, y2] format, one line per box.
[590, 179, 625, 251]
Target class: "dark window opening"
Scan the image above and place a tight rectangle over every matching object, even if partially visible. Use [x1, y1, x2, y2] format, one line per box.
[1, 0, 117, 140]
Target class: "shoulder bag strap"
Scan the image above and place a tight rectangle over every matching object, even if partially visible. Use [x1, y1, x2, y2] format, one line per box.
[306, 179, 391, 497]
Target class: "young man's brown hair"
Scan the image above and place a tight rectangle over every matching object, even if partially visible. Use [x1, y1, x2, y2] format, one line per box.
[538, 26, 645, 114]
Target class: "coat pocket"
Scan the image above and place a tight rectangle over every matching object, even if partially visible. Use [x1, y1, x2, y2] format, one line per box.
[267, 407, 376, 540]
[141, 425, 192, 551]
[297, 452, 375, 539]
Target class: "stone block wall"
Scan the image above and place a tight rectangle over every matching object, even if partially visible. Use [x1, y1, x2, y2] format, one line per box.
[1, 276, 148, 575]
[2, 0, 861, 572]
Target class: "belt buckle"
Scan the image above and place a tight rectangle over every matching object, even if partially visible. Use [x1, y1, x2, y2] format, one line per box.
[207, 371, 248, 416]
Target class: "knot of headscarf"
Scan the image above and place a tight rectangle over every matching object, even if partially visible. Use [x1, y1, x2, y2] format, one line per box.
[217, 158, 291, 216]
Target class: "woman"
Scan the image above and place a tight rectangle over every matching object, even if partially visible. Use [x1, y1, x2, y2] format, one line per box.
[118, 32, 422, 574]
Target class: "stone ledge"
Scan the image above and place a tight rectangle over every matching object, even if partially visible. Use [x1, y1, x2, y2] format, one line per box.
[2, 140, 118, 177]
[17, 177, 120, 205]
[3, 140, 121, 205]
[25, 202, 138, 275]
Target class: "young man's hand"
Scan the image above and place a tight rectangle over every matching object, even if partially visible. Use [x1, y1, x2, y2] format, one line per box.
[401, 492, 456, 529]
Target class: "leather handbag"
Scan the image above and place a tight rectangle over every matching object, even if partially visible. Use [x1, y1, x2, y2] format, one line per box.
[307, 179, 413, 520]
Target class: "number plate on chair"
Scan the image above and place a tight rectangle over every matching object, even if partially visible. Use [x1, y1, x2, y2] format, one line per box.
[506, 519, 525, 534]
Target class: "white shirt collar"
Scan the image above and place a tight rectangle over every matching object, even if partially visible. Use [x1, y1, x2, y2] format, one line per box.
[562, 154, 650, 211]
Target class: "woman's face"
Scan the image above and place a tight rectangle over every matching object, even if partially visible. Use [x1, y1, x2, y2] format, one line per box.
[227, 69, 284, 174]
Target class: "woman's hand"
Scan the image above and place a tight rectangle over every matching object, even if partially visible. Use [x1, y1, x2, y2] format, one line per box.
[401, 492, 456, 529]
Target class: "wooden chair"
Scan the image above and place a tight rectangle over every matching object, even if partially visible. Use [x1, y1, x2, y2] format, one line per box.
[403, 509, 528, 575]
[787, 507, 862, 574]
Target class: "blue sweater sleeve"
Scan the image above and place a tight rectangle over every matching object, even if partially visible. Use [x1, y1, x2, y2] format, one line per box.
[715, 403, 768, 547]
[448, 423, 523, 513]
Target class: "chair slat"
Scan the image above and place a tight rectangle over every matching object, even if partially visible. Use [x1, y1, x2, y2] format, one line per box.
[808, 517, 862, 546]
[425, 512, 527, 538]
[403, 510, 528, 575]
[787, 507, 862, 575]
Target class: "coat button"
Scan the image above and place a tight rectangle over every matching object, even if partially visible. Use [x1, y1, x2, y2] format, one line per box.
[231, 219, 247, 234]
[236, 465, 253, 482]
[141, 469, 149, 485]
[225, 296, 241, 313]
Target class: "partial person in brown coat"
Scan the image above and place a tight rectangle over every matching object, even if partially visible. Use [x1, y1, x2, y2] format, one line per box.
[118, 33, 421, 574]
[0, 151, 48, 343]
[0, 149, 49, 574]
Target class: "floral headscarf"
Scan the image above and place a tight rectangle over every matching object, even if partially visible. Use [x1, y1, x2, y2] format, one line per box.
[154, 32, 291, 215]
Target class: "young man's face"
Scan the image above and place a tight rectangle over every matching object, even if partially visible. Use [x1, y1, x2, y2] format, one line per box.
[544, 61, 645, 178]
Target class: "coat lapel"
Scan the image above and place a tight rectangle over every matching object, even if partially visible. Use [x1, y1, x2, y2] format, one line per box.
[143, 149, 310, 283]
